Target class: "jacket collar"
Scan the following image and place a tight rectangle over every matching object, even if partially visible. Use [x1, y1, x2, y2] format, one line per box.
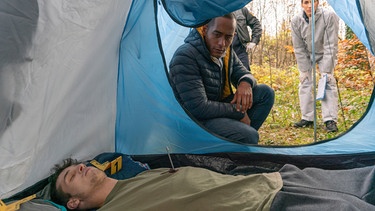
[302, 6, 323, 23]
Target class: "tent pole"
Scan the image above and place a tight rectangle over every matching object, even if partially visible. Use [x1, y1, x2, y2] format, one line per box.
[312, 1, 317, 142]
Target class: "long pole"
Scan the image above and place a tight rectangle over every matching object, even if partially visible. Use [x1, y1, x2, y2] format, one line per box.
[311, 1, 317, 142]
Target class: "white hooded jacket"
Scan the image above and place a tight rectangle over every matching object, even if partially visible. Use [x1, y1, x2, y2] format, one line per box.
[291, 6, 339, 73]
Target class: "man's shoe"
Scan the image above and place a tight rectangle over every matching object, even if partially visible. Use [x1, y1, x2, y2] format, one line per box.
[325, 120, 338, 132]
[293, 119, 313, 128]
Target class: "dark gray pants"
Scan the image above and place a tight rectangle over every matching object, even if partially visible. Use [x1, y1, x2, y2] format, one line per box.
[202, 84, 274, 144]
[232, 35, 250, 71]
[271, 164, 375, 210]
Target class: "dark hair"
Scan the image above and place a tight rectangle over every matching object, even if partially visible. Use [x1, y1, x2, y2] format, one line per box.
[301, 0, 318, 3]
[222, 13, 236, 20]
[49, 158, 79, 209]
[207, 13, 236, 28]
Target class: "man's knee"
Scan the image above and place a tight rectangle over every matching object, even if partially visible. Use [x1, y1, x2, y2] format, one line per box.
[237, 131, 259, 144]
[265, 84, 275, 100]
[299, 71, 311, 84]
[231, 124, 259, 144]
[255, 84, 275, 103]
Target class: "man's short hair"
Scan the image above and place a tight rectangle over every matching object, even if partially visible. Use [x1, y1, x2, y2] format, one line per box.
[207, 13, 236, 28]
[301, 0, 318, 3]
[49, 158, 79, 208]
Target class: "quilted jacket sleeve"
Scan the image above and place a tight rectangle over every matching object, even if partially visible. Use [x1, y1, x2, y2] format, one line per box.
[169, 44, 245, 121]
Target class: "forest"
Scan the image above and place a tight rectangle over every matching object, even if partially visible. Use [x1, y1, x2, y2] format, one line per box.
[245, 0, 375, 145]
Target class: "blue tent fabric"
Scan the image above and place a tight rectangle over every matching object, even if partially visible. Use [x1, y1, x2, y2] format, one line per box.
[115, 0, 375, 156]
[87, 152, 150, 180]
[116, 0, 252, 155]
[161, 0, 248, 27]
[327, 0, 374, 54]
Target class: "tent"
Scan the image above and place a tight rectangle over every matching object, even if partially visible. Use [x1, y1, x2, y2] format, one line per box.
[1, 0, 375, 199]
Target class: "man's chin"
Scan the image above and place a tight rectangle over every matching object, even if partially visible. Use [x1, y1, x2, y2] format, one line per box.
[212, 52, 225, 59]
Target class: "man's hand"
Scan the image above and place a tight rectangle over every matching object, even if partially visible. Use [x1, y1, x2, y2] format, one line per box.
[246, 42, 256, 52]
[321, 73, 334, 82]
[231, 81, 253, 113]
[240, 112, 251, 125]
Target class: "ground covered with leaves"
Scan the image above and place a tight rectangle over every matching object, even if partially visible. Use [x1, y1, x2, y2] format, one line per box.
[252, 64, 374, 146]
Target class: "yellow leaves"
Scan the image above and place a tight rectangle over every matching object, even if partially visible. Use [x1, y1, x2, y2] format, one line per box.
[337, 35, 371, 71]
[252, 62, 372, 146]
[249, 27, 373, 146]
[284, 45, 295, 54]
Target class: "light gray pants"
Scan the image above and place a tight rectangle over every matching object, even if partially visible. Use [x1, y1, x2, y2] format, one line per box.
[298, 65, 338, 122]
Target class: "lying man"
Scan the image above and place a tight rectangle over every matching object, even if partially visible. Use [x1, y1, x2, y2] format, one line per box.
[50, 157, 375, 210]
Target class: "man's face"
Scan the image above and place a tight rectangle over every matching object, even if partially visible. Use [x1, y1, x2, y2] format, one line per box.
[301, 0, 319, 17]
[56, 163, 107, 208]
[203, 17, 236, 58]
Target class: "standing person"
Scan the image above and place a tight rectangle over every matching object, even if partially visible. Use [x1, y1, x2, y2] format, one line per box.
[232, 7, 262, 70]
[291, 0, 339, 132]
[169, 13, 274, 144]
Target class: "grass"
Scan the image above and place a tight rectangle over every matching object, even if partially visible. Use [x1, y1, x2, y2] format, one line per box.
[252, 65, 374, 146]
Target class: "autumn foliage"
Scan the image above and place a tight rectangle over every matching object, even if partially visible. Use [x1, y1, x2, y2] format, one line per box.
[336, 35, 375, 90]
[250, 26, 374, 145]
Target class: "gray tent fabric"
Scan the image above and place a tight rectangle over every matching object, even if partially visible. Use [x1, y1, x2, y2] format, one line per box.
[0, 0, 38, 138]
[359, 0, 375, 53]
[0, 0, 129, 198]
